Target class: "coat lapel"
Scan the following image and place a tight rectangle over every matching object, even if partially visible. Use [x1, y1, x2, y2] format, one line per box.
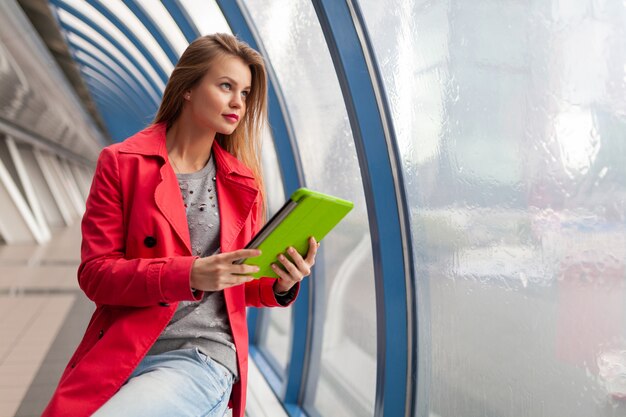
[119, 124, 192, 254]
[212, 141, 259, 252]
[154, 162, 192, 254]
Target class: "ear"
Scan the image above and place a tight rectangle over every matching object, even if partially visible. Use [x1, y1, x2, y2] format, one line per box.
[183, 90, 191, 100]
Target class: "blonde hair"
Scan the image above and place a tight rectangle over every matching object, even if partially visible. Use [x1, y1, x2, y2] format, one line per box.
[154, 33, 267, 218]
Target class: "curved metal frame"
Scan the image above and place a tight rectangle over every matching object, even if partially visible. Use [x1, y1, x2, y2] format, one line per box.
[71, 48, 152, 112]
[61, 27, 161, 105]
[50, 1, 166, 94]
[311, 1, 415, 416]
[83, 77, 143, 141]
[161, 0, 201, 42]
[84, 0, 173, 77]
[79, 69, 144, 121]
[122, 0, 181, 63]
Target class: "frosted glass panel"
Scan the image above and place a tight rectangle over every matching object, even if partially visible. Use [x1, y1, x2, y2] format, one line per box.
[241, 1, 377, 415]
[359, 1, 626, 416]
[178, 0, 231, 35]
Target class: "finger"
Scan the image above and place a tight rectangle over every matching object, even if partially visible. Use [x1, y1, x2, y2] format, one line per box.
[287, 247, 311, 277]
[224, 274, 255, 288]
[277, 253, 302, 280]
[235, 275, 256, 283]
[286, 246, 304, 262]
[271, 263, 293, 282]
[228, 263, 261, 275]
[305, 237, 319, 264]
[222, 248, 262, 262]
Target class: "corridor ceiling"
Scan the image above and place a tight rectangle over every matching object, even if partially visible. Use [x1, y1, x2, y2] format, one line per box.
[37, 0, 233, 142]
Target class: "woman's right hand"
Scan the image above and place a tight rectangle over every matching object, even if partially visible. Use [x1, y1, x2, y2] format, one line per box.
[190, 249, 261, 292]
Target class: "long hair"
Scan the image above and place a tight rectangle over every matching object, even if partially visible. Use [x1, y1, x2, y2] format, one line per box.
[154, 33, 268, 218]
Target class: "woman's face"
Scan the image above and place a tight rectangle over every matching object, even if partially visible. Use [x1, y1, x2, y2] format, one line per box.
[186, 55, 252, 135]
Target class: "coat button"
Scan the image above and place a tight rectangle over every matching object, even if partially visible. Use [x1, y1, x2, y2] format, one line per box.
[98, 329, 104, 339]
[144, 236, 157, 248]
[159, 302, 170, 307]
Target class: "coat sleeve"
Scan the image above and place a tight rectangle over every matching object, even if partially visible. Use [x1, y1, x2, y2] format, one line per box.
[243, 192, 300, 308]
[78, 147, 202, 307]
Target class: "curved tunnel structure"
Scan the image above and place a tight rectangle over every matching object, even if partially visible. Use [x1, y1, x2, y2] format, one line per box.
[1, 1, 626, 417]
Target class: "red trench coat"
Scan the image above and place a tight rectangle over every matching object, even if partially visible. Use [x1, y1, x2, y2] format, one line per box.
[42, 123, 298, 417]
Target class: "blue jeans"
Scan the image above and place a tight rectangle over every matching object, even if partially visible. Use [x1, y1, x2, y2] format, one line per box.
[93, 348, 234, 417]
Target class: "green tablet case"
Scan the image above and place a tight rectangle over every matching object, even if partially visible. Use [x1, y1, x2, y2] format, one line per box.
[240, 188, 354, 279]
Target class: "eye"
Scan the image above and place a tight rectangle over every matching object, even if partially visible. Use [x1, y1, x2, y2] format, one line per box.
[241, 90, 250, 99]
[220, 82, 231, 90]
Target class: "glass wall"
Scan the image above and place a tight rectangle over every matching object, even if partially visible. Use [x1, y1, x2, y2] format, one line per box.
[179, 0, 231, 35]
[359, 0, 626, 416]
[241, 1, 377, 415]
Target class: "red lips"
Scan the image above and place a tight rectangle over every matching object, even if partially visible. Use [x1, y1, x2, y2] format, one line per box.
[224, 114, 239, 122]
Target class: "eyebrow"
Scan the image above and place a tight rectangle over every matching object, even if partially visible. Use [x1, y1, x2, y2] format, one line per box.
[218, 76, 251, 90]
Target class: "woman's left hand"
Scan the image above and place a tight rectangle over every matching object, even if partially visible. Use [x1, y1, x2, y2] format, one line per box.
[272, 236, 319, 294]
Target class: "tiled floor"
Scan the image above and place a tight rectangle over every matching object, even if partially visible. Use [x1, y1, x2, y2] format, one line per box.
[0, 223, 285, 417]
[0, 222, 91, 417]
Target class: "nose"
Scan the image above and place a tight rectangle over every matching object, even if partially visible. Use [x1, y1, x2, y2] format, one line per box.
[230, 93, 243, 109]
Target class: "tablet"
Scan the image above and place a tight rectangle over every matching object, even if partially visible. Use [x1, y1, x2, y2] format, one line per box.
[237, 188, 354, 279]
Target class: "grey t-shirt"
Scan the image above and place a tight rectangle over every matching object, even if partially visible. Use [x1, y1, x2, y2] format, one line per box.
[148, 154, 238, 379]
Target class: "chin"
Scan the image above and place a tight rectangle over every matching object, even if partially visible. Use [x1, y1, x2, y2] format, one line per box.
[218, 126, 238, 136]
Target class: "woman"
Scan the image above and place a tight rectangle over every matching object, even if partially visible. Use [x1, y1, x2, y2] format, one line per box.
[42, 33, 317, 417]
